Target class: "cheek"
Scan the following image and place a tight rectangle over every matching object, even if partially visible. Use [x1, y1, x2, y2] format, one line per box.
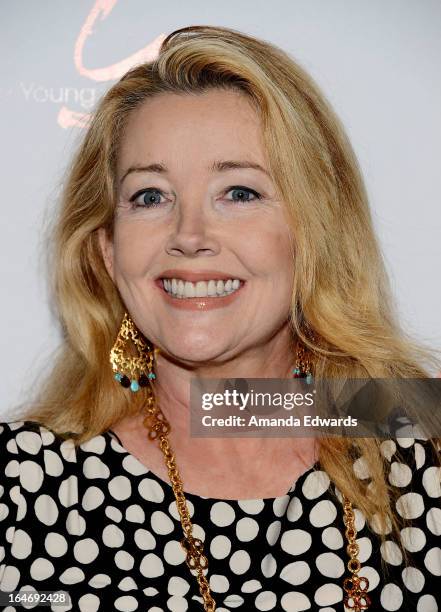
[112, 221, 156, 277]
[258, 230, 294, 306]
[245, 223, 293, 279]
[265, 232, 294, 312]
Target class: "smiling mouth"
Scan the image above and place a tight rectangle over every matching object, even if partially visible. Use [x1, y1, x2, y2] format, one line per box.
[159, 277, 244, 299]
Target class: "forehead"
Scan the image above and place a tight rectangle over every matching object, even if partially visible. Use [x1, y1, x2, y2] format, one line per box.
[117, 89, 266, 174]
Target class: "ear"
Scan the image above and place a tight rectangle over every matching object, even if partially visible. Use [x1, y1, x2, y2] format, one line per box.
[97, 227, 115, 282]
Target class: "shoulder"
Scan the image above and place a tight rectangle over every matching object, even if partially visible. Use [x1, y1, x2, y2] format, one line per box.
[0, 420, 84, 534]
[0, 420, 79, 487]
[341, 436, 441, 532]
[351, 436, 440, 487]
[1, 419, 55, 445]
[373, 437, 441, 540]
[379, 436, 440, 486]
[0, 419, 76, 455]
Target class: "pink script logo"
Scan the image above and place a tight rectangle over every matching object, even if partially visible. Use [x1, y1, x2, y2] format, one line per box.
[58, 0, 165, 129]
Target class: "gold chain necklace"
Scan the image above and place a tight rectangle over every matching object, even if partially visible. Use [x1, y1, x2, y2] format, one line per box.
[139, 349, 371, 612]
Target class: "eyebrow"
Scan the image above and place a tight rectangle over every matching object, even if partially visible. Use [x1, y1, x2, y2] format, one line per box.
[119, 159, 270, 186]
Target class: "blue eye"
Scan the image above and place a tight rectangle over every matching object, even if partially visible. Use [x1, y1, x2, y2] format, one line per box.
[129, 188, 165, 208]
[128, 185, 262, 208]
[225, 186, 262, 202]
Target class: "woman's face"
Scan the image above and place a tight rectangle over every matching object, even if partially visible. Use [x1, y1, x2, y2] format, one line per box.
[99, 88, 294, 364]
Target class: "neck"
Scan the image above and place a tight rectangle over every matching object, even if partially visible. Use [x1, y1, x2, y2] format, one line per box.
[155, 324, 296, 418]
[146, 325, 306, 461]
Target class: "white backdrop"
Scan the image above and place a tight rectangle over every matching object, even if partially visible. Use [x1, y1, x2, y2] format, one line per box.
[1, 0, 440, 417]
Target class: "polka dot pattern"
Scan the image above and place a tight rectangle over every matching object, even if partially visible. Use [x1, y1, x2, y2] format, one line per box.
[0, 420, 439, 610]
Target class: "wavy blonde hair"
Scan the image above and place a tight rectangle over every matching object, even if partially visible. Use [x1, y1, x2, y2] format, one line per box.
[17, 25, 440, 565]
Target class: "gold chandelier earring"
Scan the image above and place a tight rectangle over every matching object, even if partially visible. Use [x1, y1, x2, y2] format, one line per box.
[110, 312, 156, 392]
[292, 325, 315, 384]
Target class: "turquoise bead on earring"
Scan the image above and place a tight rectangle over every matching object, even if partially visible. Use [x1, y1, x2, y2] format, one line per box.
[292, 367, 313, 384]
[114, 372, 131, 388]
[113, 369, 156, 392]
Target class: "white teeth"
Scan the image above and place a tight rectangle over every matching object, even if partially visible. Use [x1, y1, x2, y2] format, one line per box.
[195, 281, 206, 297]
[184, 281, 195, 298]
[207, 280, 217, 296]
[161, 277, 242, 299]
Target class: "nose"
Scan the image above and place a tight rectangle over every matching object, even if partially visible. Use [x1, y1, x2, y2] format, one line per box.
[164, 202, 220, 258]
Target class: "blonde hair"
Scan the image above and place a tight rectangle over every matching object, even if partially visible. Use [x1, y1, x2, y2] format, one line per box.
[17, 25, 440, 566]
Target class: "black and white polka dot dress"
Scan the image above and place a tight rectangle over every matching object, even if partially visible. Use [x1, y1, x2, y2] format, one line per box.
[0, 420, 440, 611]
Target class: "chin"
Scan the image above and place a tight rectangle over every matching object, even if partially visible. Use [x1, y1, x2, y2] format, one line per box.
[161, 335, 230, 365]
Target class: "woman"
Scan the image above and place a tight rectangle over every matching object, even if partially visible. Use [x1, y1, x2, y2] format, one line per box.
[1, 25, 440, 612]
